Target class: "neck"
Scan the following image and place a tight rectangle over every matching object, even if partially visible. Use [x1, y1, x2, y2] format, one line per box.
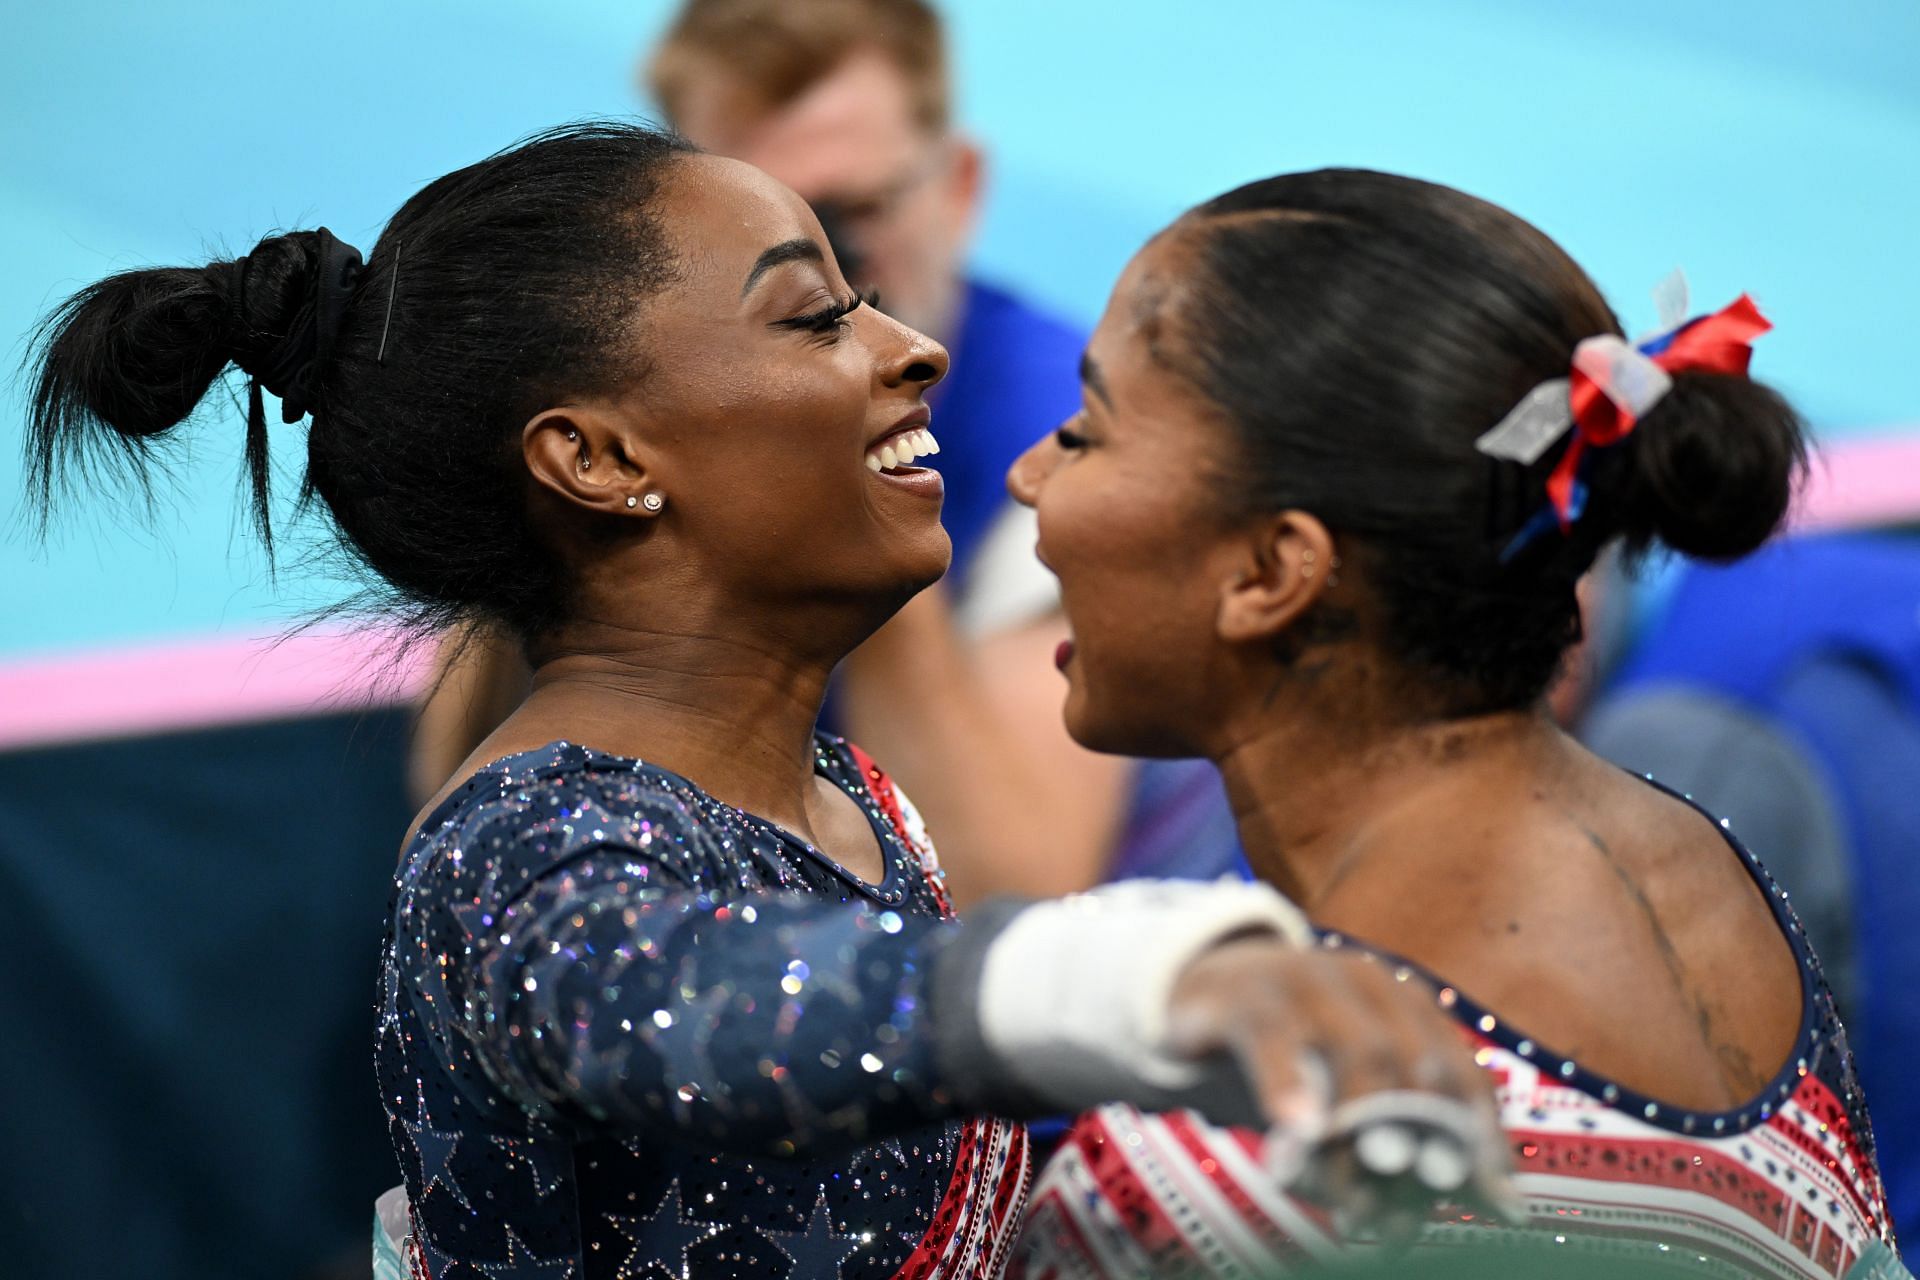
[514, 606, 852, 833]
[1212, 680, 1560, 910]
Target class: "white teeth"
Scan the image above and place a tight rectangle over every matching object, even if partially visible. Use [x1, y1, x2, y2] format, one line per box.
[864, 428, 941, 473]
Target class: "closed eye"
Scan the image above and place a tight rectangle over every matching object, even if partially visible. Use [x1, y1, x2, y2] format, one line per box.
[1054, 425, 1089, 450]
[773, 287, 880, 338]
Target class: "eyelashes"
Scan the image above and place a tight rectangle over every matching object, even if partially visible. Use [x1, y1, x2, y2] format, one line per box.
[1055, 425, 1089, 449]
[775, 287, 881, 339]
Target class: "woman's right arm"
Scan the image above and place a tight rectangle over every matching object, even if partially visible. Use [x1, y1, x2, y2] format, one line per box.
[401, 769, 1504, 1195]
[400, 769, 969, 1154]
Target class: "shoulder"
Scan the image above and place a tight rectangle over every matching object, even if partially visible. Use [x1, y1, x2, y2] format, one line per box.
[822, 734, 952, 909]
[401, 743, 732, 900]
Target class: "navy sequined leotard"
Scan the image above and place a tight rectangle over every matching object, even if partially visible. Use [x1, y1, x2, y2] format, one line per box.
[375, 736, 1030, 1278]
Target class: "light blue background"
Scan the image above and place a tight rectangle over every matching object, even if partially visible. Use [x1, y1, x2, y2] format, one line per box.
[4, 0, 1916, 661]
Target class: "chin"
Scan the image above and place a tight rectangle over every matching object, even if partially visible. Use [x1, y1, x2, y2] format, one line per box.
[1064, 677, 1201, 760]
[896, 527, 952, 594]
[1061, 685, 1133, 758]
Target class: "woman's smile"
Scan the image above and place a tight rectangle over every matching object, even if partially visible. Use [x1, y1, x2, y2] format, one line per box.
[863, 406, 945, 497]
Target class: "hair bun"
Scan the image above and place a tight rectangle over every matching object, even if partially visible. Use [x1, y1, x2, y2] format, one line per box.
[223, 230, 366, 421]
[1613, 369, 1808, 561]
[23, 228, 344, 545]
[30, 265, 233, 442]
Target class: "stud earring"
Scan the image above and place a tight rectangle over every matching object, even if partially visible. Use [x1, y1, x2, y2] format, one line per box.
[565, 429, 578, 441]
[641, 492, 665, 513]
[625, 495, 638, 508]
[581, 456, 591, 470]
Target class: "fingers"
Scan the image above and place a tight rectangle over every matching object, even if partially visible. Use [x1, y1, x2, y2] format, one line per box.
[1313, 956, 1476, 1109]
[1168, 938, 1323, 1129]
[1168, 940, 1521, 1240]
[1172, 942, 1486, 1126]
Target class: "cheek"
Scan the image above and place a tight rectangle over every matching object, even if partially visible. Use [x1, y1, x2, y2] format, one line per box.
[1042, 486, 1219, 752]
[674, 354, 947, 593]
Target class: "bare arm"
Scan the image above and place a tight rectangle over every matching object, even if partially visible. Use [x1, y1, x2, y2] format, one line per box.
[838, 584, 1132, 908]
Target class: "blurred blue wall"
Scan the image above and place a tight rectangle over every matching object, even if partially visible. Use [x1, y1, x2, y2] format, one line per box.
[4, 0, 1917, 662]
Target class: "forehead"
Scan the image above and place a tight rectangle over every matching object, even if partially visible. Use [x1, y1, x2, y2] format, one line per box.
[654, 154, 824, 282]
[678, 52, 926, 198]
[1090, 230, 1203, 371]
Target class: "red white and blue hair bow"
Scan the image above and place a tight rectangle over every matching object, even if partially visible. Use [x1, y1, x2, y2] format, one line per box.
[1475, 272, 1773, 561]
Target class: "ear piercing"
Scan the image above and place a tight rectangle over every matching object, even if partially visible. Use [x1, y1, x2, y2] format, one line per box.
[627, 493, 664, 512]
[1300, 549, 1342, 585]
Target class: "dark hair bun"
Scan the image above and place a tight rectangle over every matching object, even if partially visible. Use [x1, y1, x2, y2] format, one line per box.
[25, 231, 335, 538]
[1614, 370, 1808, 561]
[26, 123, 695, 640]
[30, 265, 232, 442]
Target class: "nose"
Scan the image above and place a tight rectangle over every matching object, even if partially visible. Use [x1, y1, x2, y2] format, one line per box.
[877, 312, 948, 391]
[1006, 432, 1059, 507]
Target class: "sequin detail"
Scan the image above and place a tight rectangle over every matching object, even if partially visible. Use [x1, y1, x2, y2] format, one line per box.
[1012, 788, 1894, 1278]
[376, 736, 1029, 1277]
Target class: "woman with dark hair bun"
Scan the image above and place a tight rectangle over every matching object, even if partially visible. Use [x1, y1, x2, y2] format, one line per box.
[23, 130, 1508, 1278]
[1007, 169, 1904, 1276]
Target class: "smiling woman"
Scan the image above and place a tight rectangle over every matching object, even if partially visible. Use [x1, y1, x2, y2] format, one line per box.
[1004, 169, 1904, 1277]
[22, 125, 1514, 1278]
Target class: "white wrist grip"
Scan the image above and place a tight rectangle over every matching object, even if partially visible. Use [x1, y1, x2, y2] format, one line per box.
[976, 878, 1312, 1108]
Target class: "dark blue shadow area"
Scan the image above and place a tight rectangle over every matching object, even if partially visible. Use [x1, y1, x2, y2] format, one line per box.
[0, 710, 414, 1280]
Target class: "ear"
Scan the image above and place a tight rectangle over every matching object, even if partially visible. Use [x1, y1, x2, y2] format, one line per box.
[522, 405, 659, 518]
[1216, 511, 1338, 645]
[942, 135, 985, 241]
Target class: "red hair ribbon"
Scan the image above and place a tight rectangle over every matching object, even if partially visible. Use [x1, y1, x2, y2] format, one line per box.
[1546, 293, 1773, 529]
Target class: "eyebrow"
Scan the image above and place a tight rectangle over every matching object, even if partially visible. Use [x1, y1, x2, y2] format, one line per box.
[741, 238, 826, 297]
[1079, 350, 1112, 407]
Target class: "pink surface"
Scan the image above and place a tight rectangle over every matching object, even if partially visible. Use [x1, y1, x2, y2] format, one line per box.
[1794, 431, 1920, 531]
[0, 623, 434, 752]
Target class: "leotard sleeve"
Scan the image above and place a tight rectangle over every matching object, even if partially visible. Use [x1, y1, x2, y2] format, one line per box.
[390, 761, 967, 1156]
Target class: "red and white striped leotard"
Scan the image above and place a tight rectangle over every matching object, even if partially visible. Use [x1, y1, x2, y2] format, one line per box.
[1013, 802, 1902, 1279]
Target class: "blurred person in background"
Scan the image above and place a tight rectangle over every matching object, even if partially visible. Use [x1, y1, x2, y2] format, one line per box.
[409, 0, 1245, 905]
[1563, 453, 1920, 1243]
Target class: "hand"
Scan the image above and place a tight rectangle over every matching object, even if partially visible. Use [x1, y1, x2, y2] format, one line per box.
[1166, 937, 1519, 1240]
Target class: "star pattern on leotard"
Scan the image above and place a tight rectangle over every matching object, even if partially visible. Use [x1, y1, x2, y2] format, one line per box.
[414, 1230, 456, 1277]
[403, 1080, 473, 1211]
[378, 745, 1024, 1279]
[379, 959, 403, 1043]
[760, 1191, 865, 1279]
[606, 1178, 726, 1279]
[491, 1133, 569, 1201]
[474, 1225, 575, 1279]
